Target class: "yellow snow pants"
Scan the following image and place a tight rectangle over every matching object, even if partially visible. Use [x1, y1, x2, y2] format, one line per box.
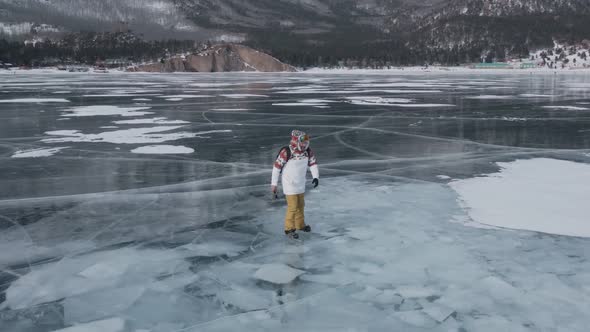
[285, 194, 306, 231]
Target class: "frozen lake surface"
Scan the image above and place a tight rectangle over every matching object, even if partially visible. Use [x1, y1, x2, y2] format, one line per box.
[0, 71, 589, 332]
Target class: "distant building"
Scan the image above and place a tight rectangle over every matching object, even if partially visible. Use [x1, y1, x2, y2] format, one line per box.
[520, 63, 536, 69]
[471, 62, 513, 69]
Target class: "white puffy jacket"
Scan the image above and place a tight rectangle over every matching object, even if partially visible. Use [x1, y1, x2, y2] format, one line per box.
[271, 146, 319, 195]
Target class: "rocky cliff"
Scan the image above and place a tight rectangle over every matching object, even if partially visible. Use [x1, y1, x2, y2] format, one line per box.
[131, 44, 296, 72]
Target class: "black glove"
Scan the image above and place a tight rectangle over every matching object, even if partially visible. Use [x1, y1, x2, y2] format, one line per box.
[312, 178, 319, 188]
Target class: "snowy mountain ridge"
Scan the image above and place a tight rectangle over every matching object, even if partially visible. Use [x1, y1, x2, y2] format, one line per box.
[1, 0, 590, 66]
[0, 0, 205, 39]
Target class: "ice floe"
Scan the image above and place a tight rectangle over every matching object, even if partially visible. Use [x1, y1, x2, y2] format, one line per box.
[253, 263, 305, 284]
[52, 317, 126, 332]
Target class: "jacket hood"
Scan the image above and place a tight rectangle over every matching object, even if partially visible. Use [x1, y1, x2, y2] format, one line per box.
[290, 130, 309, 152]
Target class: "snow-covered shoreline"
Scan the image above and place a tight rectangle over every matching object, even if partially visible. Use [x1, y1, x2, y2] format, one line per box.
[3, 66, 590, 76]
[302, 66, 590, 75]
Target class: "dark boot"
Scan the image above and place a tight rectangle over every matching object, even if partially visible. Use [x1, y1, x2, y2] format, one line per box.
[302, 225, 311, 232]
[285, 229, 299, 239]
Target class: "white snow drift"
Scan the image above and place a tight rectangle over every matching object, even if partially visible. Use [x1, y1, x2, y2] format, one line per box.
[60, 106, 154, 117]
[450, 158, 590, 237]
[11, 147, 69, 158]
[131, 145, 194, 154]
[43, 127, 231, 145]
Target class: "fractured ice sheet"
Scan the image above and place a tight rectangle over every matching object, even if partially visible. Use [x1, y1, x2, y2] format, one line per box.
[42, 127, 231, 144]
[52, 317, 125, 332]
[2, 176, 590, 331]
[179, 229, 252, 257]
[63, 286, 145, 324]
[420, 302, 456, 322]
[450, 158, 590, 237]
[190, 288, 387, 331]
[392, 310, 437, 328]
[60, 105, 153, 117]
[3, 72, 590, 332]
[354, 82, 452, 88]
[3, 247, 192, 310]
[253, 263, 305, 284]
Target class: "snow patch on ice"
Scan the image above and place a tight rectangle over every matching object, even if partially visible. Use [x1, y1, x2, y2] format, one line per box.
[221, 94, 269, 99]
[519, 94, 555, 98]
[542, 105, 590, 111]
[273, 102, 324, 107]
[131, 145, 194, 154]
[113, 117, 190, 125]
[159, 95, 212, 101]
[11, 147, 69, 158]
[82, 94, 161, 97]
[0, 98, 70, 103]
[346, 96, 413, 105]
[158, 95, 212, 99]
[450, 158, 590, 237]
[43, 127, 231, 145]
[61, 106, 153, 118]
[466, 95, 514, 100]
[210, 108, 252, 111]
[4, 247, 191, 310]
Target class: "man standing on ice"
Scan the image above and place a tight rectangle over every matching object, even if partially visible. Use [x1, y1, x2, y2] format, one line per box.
[271, 130, 320, 239]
